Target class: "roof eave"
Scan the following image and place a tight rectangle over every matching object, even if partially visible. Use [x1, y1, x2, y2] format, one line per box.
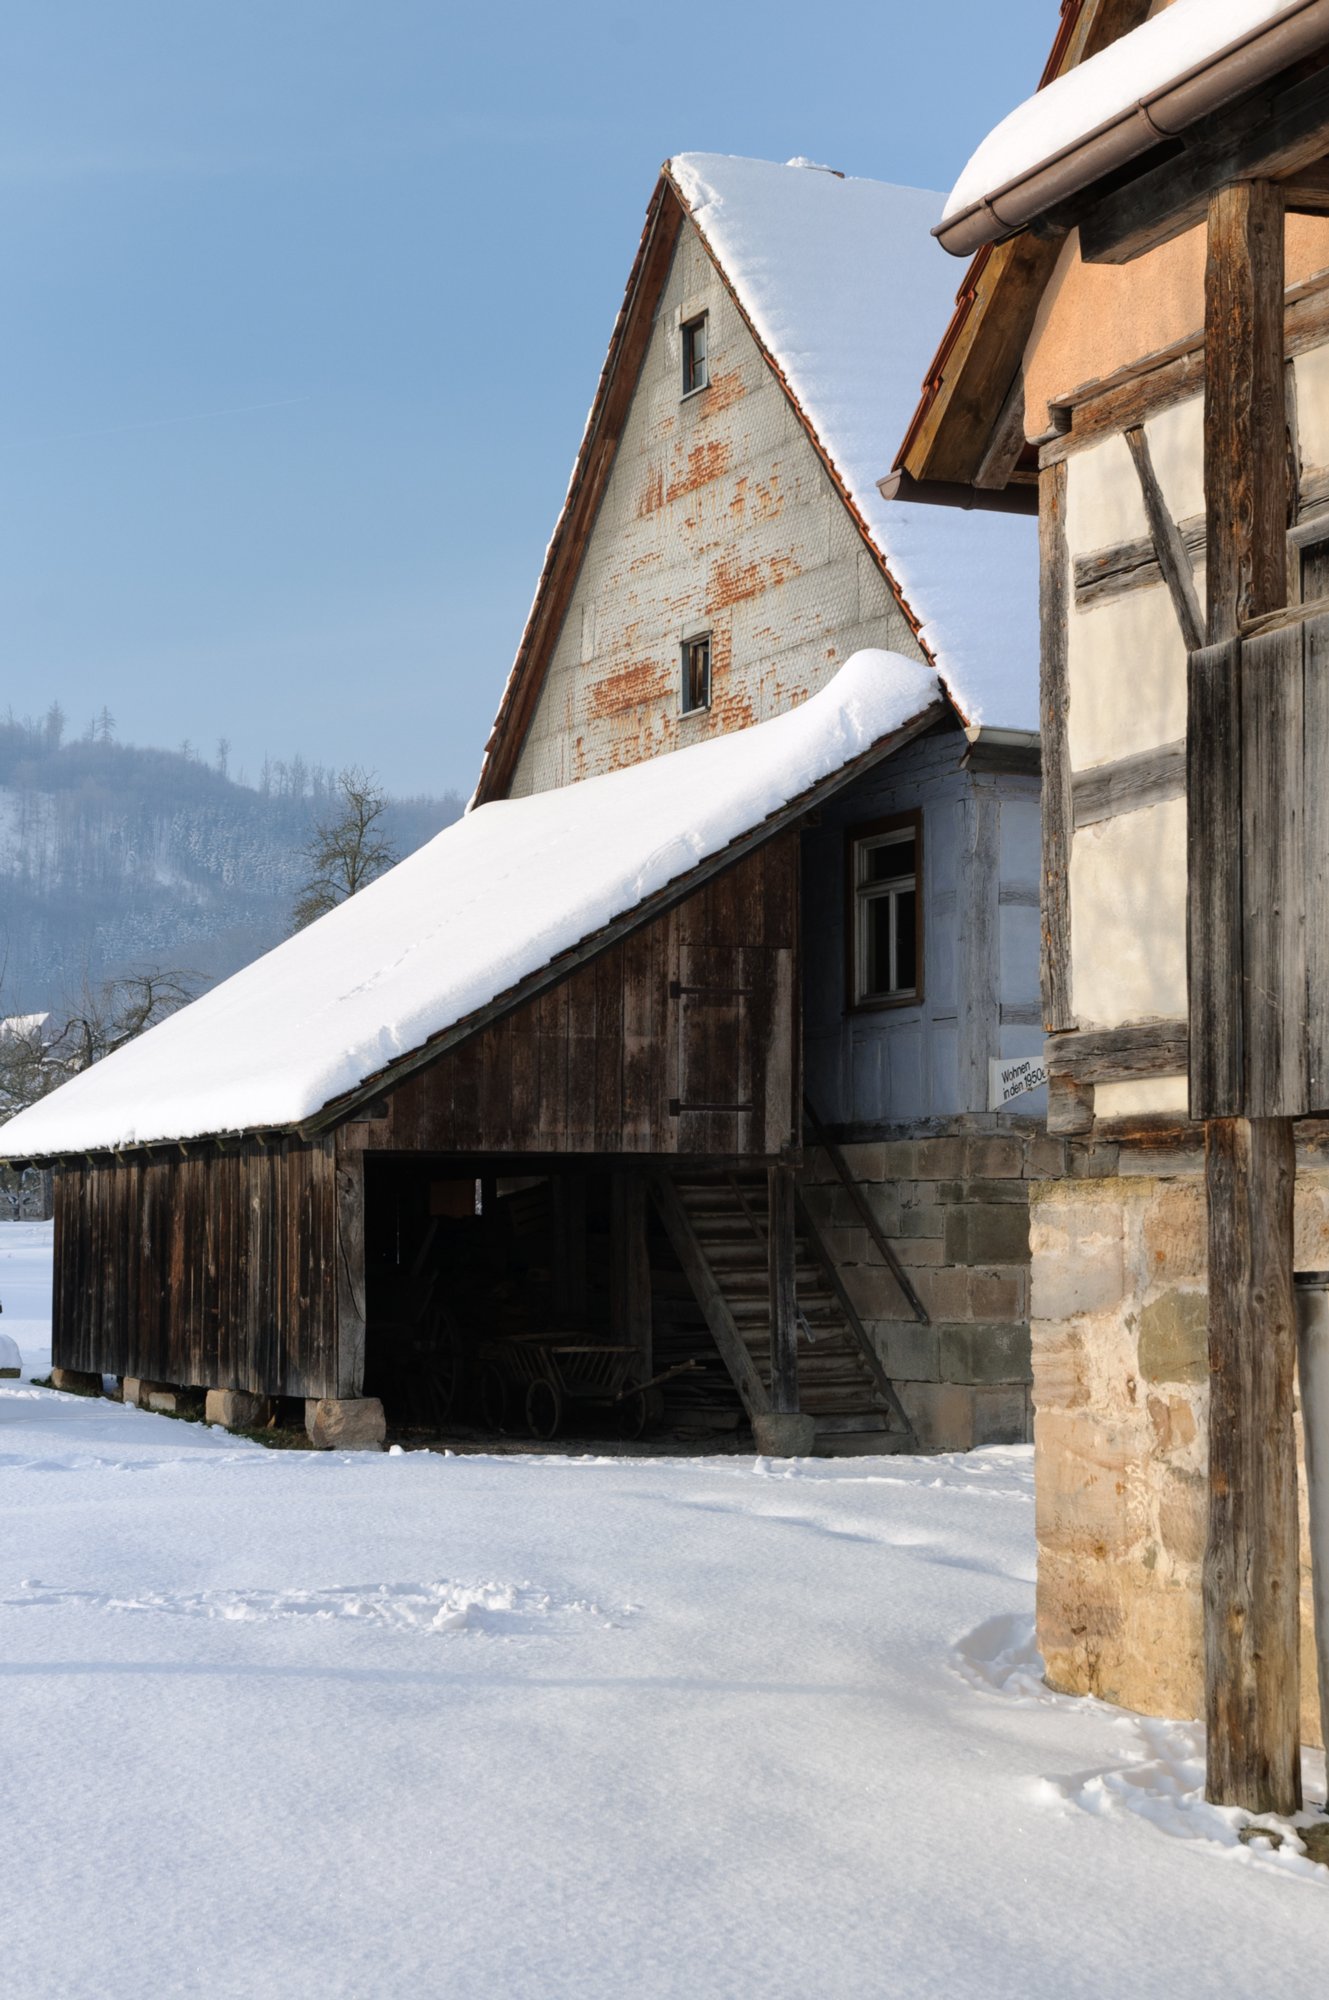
[936, 0, 1329, 259]
[3, 696, 954, 1168]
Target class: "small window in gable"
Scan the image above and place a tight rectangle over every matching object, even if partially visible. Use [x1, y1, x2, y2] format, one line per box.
[681, 633, 711, 714]
[848, 815, 922, 1009]
[681, 313, 709, 397]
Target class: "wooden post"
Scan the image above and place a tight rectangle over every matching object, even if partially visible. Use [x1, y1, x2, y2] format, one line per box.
[551, 1174, 587, 1327]
[767, 1163, 799, 1415]
[610, 1172, 652, 1377]
[1201, 179, 1302, 1813]
[334, 1147, 367, 1400]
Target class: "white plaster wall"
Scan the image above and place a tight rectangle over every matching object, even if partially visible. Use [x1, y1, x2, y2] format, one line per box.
[1296, 343, 1329, 475]
[508, 218, 919, 797]
[1094, 1076, 1190, 1120]
[1067, 585, 1188, 769]
[1069, 800, 1187, 1027]
[1066, 432, 1148, 554]
[1144, 394, 1204, 524]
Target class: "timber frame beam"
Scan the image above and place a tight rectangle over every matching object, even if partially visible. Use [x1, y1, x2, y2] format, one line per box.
[1196, 178, 1302, 1816]
[1058, 56, 1329, 267]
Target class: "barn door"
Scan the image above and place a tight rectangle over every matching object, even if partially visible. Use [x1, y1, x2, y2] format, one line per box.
[1188, 607, 1329, 1117]
[670, 945, 754, 1154]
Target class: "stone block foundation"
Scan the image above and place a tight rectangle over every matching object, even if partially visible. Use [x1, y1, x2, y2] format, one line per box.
[305, 1397, 386, 1451]
[1031, 1160, 1329, 1748]
[50, 1367, 102, 1396]
[122, 1378, 189, 1414]
[799, 1123, 1055, 1452]
[205, 1388, 273, 1431]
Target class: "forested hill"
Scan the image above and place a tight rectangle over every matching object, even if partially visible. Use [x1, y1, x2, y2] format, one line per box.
[0, 712, 463, 1014]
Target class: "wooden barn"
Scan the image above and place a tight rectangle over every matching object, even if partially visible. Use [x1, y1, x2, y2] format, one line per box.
[893, 0, 1329, 1808]
[2, 155, 1044, 1458]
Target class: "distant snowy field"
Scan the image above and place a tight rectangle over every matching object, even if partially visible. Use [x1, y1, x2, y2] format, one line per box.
[2, 1220, 1326, 2000]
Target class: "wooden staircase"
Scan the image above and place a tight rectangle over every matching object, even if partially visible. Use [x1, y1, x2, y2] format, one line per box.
[650, 1170, 915, 1453]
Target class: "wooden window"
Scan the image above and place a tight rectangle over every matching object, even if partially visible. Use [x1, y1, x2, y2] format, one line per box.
[1299, 529, 1329, 603]
[681, 633, 711, 714]
[681, 313, 709, 397]
[847, 815, 922, 1009]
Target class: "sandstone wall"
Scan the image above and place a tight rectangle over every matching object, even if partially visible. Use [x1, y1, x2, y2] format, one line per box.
[801, 1126, 1059, 1451]
[1032, 1159, 1329, 1745]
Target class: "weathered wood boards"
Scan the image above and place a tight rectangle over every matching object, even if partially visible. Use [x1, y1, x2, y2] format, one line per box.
[50, 834, 801, 1402]
[1203, 1116, 1301, 1813]
[1198, 179, 1301, 1816]
[1188, 637, 1244, 1118]
[1188, 612, 1329, 1121]
[381, 834, 800, 1161]
[767, 1163, 798, 1416]
[1039, 458, 1074, 1035]
[51, 1139, 342, 1399]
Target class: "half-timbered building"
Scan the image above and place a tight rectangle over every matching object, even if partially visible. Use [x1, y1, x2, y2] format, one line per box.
[3, 155, 1042, 1458]
[894, 0, 1329, 1806]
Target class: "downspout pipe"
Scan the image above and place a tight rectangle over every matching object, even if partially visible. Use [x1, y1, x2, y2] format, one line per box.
[937, 0, 1329, 258]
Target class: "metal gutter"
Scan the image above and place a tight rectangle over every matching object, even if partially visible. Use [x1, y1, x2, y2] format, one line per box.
[877, 468, 1040, 516]
[937, 0, 1329, 257]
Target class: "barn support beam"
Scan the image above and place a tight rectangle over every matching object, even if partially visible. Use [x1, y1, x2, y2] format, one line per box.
[610, 1172, 652, 1377]
[1201, 178, 1301, 1814]
[552, 1174, 588, 1327]
[334, 1149, 367, 1400]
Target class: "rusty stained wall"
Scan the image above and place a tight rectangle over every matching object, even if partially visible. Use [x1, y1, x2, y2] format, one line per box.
[508, 215, 920, 796]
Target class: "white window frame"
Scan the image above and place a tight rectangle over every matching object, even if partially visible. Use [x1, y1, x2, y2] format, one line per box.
[848, 816, 922, 1009]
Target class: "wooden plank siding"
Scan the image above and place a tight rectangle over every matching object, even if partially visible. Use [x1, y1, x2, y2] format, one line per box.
[51, 1137, 342, 1398]
[376, 834, 800, 1160]
[49, 833, 800, 1395]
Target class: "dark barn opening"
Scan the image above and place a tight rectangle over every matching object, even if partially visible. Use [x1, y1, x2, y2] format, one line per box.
[361, 1156, 744, 1448]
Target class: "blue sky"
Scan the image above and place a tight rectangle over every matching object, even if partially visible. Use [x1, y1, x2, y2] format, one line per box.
[2, 1, 1057, 797]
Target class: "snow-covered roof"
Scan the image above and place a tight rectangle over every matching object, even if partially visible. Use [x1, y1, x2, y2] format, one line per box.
[0, 650, 942, 1159]
[665, 156, 1038, 734]
[0, 1013, 48, 1042]
[942, 0, 1321, 246]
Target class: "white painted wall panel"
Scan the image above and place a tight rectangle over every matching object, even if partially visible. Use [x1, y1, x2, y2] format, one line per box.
[1144, 394, 1204, 524]
[1296, 342, 1329, 475]
[1069, 800, 1187, 1026]
[1067, 585, 1188, 769]
[1066, 432, 1149, 555]
[1094, 1076, 1189, 1119]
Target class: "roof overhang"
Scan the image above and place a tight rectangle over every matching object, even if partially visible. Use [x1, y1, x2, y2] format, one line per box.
[937, 0, 1329, 259]
[891, 0, 1153, 502]
[3, 696, 953, 1167]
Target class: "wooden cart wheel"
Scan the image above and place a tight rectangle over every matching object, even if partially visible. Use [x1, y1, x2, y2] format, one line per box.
[479, 1362, 510, 1432]
[525, 1376, 562, 1441]
[614, 1385, 647, 1441]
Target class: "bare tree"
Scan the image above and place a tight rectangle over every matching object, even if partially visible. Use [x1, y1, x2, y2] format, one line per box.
[0, 968, 200, 1218]
[292, 767, 399, 931]
[51, 969, 200, 1080]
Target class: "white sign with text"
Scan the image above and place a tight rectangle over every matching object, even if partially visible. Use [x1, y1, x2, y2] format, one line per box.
[988, 1054, 1049, 1111]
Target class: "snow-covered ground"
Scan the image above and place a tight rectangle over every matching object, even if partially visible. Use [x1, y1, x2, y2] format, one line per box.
[2, 1219, 1327, 2000]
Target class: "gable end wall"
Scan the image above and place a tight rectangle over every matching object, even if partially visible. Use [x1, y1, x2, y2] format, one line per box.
[509, 217, 921, 795]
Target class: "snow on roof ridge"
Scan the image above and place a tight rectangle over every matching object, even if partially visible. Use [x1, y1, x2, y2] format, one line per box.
[0, 650, 942, 1159]
[943, 0, 1312, 228]
[664, 153, 1038, 734]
